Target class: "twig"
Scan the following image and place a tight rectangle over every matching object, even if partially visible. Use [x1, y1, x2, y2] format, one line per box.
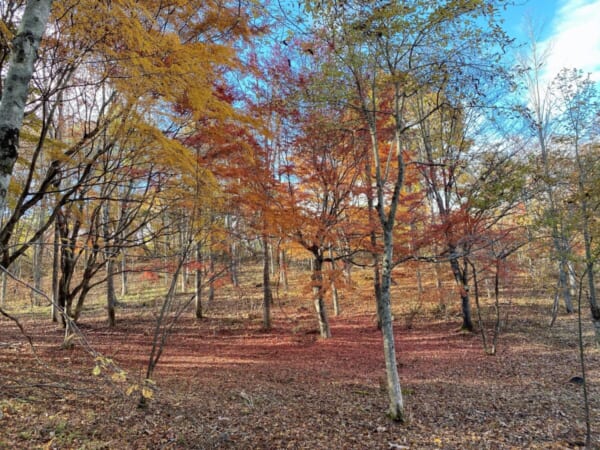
[0, 306, 34, 349]
[0, 265, 128, 397]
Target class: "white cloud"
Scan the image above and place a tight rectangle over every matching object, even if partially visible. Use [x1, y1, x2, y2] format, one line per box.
[541, 0, 600, 81]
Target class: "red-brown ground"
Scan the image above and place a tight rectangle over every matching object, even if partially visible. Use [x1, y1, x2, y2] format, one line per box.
[1, 274, 599, 449]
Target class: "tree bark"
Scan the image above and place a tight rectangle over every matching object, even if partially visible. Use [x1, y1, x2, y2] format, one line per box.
[312, 255, 331, 338]
[194, 242, 203, 319]
[106, 256, 116, 326]
[0, 0, 54, 210]
[51, 219, 59, 322]
[0, 271, 6, 309]
[378, 227, 404, 421]
[262, 234, 272, 330]
[329, 246, 340, 316]
[32, 201, 45, 306]
[120, 251, 128, 296]
[104, 204, 116, 327]
[449, 250, 474, 332]
[230, 241, 239, 287]
[556, 241, 574, 313]
[278, 248, 288, 291]
[208, 249, 215, 307]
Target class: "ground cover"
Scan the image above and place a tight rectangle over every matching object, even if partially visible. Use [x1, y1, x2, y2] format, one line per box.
[0, 269, 598, 449]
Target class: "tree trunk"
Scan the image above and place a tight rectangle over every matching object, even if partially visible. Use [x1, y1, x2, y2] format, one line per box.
[449, 250, 473, 332]
[312, 255, 331, 338]
[269, 243, 275, 276]
[579, 194, 600, 344]
[51, 220, 60, 322]
[208, 250, 215, 307]
[104, 204, 116, 327]
[230, 241, 239, 287]
[179, 226, 188, 293]
[73, 282, 92, 322]
[32, 203, 45, 306]
[367, 181, 382, 326]
[343, 259, 352, 285]
[58, 257, 74, 321]
[120, 251, 128, 297]
[0, 270, 6, 308]
[262, 234, 272, 330]
[278, 248, 288, 291]
[329, 247, 340, 316]
[106, 257, 116, 327]
[434, 261, 445, 315]
[557, 253, 574, 313]
[194, 242, 203, 319]
[378, 227, 404, 421]
[32, 240, 43, 305]
[0, 0, 54, 210]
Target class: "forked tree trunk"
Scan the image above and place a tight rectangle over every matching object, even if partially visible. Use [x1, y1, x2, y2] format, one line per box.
[312, 255, 331, 338]
[449, 251, 473, 332]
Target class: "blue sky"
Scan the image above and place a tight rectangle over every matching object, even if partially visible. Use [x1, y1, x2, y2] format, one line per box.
[503, 0, 600, 81]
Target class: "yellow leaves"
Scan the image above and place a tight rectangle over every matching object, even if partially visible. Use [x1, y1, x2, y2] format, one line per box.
[92, 356, 127, 383]
[52, 0, 241, 120]
[91, 356, 155, 400]
[111, 370, 127, 383]
[126, 385, 137, 396]
[141, 387, 154, 399]
[42, 438, 55, 450]
[0, 20, 13, 42]
[125, 379, 156, 399]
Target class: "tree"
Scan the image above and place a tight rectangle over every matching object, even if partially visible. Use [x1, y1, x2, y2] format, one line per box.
[552, 68, 600, 342]
[519, 36, 576, 314]
[414, 98, 478, 330]
[283, 106, 366, 338]
[0, 0, 53, 210]
[302, 0, 513, 421]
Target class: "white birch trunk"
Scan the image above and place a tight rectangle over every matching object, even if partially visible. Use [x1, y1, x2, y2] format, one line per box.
[0, 0, 53, 209]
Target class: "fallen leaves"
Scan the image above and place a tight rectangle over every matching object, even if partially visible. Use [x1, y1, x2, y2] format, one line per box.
[0, 290, 598, 448]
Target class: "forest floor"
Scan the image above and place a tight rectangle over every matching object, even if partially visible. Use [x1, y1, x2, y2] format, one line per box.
[0, 267, 599, 449]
